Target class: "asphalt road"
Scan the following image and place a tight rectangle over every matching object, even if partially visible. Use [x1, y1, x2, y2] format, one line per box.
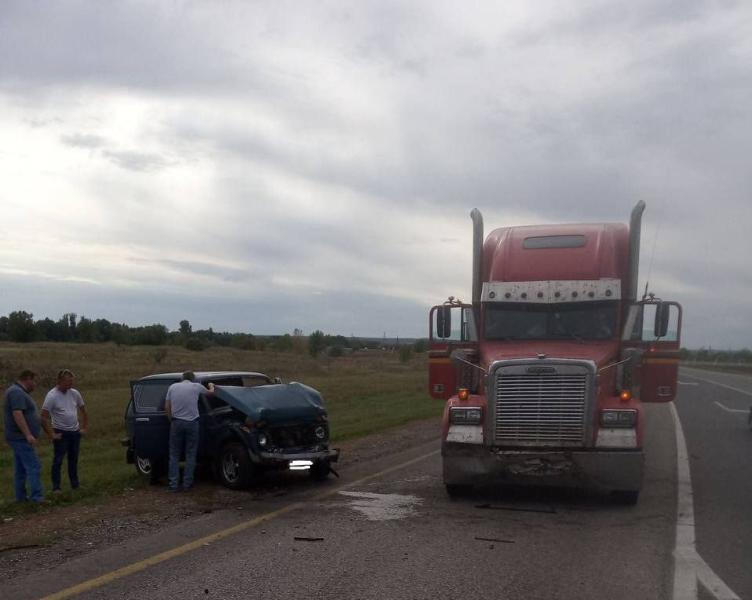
[4, 403, 679, 600]
[676, 367, 752, 600]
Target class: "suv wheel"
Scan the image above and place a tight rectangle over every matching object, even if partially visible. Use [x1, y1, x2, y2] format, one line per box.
[135, 455, 164, 484]
[135, 455, 152, 476]
[445, 484, 472, 498]
[216, 443, 254, 490]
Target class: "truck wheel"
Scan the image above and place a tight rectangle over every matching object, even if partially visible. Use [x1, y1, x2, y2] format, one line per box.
[309, 460, 331, 482]
[445, 484, 472, 498]
[612, 490, 639, 505]
[216, 443, 254, 490]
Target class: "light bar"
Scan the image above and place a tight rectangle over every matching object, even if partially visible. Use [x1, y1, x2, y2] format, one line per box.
[482, 279, 621, 303]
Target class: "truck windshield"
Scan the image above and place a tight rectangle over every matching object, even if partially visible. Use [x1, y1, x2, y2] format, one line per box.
[484, 301, 618, 341]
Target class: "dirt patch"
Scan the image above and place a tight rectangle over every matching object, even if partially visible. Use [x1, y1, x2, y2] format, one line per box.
[0, 416, 440, 581]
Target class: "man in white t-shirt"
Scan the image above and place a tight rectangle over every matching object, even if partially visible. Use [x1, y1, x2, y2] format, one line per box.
[41, 369, 89, 492]
[165, 371, 215, 491]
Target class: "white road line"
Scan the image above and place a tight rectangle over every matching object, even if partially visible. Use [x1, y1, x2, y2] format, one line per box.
[713, 401, 748, 415]
[671, 403, 741, 600]
[678, 381, 699, 386]
[681, 372, 752, 398]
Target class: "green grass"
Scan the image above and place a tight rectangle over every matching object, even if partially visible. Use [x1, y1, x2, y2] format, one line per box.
[681, 361, 752, 376]
[0, 343, 441, 516]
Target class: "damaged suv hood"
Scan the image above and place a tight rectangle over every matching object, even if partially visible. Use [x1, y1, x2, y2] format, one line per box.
[214, 382, 326, 424]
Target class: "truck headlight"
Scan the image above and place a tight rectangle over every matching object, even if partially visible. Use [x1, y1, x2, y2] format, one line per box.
[600, 409, 637, 428]
[449, 407, 483, 425]
[257, 432, 269, 447]
[314, 425, 327, 440]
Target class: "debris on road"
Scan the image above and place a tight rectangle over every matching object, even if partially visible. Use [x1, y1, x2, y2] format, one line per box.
[474, 536, 515, 544]
[293, 536, 324, 542]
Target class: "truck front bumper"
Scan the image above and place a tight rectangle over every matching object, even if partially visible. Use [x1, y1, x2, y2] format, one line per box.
[442, 443, 643, 492]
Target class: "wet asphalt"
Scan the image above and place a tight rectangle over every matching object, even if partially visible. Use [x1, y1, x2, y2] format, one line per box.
[676, 367, 752, 600]
[5, 402, 680, 600]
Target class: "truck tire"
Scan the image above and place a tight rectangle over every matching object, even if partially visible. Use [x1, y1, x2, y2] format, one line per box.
[215, 442, 254, 490]
[309, 459, 331, 482]
[445, 484, 472, 498]
[612, 489, 639, 505]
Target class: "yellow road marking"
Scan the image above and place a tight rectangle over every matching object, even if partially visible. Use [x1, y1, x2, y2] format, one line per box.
[41, 447, 441, 600]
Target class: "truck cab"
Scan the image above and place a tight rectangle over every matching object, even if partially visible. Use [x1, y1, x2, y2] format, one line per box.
[429, 203, 682, 503]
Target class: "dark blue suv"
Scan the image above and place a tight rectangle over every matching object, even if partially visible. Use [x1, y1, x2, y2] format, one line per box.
[123, 371, 339, 489]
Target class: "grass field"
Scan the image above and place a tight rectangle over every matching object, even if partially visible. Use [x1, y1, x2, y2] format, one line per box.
[0, 342, 440, 515]
[681, 361, 752, 376]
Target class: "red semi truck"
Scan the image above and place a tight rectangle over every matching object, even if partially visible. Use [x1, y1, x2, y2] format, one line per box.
[429, 202, 682, 503]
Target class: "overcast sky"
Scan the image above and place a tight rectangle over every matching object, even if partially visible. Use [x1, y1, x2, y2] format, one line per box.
[0, 1, 750, 347]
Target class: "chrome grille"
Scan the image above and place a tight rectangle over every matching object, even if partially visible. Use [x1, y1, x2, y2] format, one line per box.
[494, 373, 588, 446]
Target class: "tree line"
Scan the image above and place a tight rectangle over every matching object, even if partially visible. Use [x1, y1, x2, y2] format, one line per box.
[680, 347, 752, 364]
[0, 310, 429, 358]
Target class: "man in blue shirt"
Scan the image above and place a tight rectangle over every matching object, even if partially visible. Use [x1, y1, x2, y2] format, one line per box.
[3, 370, 44, 502]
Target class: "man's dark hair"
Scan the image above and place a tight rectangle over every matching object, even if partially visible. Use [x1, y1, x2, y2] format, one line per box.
[18, 369, 36, 381]
[181, 371, 195, 382]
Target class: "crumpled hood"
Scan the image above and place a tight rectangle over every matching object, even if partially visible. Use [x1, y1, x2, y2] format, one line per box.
[481, 340, 620, 370]
[214, 382, 325, 424]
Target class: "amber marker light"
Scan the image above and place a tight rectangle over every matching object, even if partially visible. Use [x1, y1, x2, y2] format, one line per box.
[619, 390, 632, 402]
[458, 388, 470, 401]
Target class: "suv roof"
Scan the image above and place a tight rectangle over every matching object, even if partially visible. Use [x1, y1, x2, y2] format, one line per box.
[137, 371, 269, 382]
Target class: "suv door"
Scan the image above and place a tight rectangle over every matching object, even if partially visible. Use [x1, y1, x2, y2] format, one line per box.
[132, 379, 174, 461]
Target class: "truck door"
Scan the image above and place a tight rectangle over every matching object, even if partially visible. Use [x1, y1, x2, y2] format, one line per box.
[623, 300, 683, 402]
[428, 303, 477, 400]
[132, 379, 172, 460]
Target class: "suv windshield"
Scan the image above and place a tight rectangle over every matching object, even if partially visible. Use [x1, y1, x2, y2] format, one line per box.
[484, 301, 618, 341]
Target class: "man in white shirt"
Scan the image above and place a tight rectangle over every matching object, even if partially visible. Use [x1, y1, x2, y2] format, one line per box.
[165, 371, 215, 491]
[41, 369, 88, 492]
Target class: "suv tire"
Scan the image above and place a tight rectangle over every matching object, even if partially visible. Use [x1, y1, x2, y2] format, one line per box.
[135, 455, 165, 484]
[445, 484, 472, 498]
[216, 442, 254, 490]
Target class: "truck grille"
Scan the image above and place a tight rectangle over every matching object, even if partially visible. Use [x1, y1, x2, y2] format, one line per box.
[493, 373, 588, 446]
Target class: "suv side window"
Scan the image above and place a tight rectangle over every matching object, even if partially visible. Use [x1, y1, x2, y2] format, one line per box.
[242, 375, 271, 387]
[133, 381, 172, 413]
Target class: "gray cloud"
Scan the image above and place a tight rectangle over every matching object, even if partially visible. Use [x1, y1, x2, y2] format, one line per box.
[101, 149, 172, 172]
[0, 1, 750, 347]
[60, 132, 107, 148]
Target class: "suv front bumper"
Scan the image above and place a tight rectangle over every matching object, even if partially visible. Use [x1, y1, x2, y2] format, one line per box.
[255, 447, 340, 467]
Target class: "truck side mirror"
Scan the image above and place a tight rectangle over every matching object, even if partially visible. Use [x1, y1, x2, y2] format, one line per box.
[437, 306, 452, 339]
[654, 302, 670, 338]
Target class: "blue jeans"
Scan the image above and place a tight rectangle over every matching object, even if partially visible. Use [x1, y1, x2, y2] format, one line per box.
[52, 429, 82, 490]
[168, 419, 199, 490]
[8, 439, 44, 502]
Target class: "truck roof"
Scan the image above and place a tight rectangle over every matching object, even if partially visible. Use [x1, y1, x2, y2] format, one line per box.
[482, 222, 630, 283]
